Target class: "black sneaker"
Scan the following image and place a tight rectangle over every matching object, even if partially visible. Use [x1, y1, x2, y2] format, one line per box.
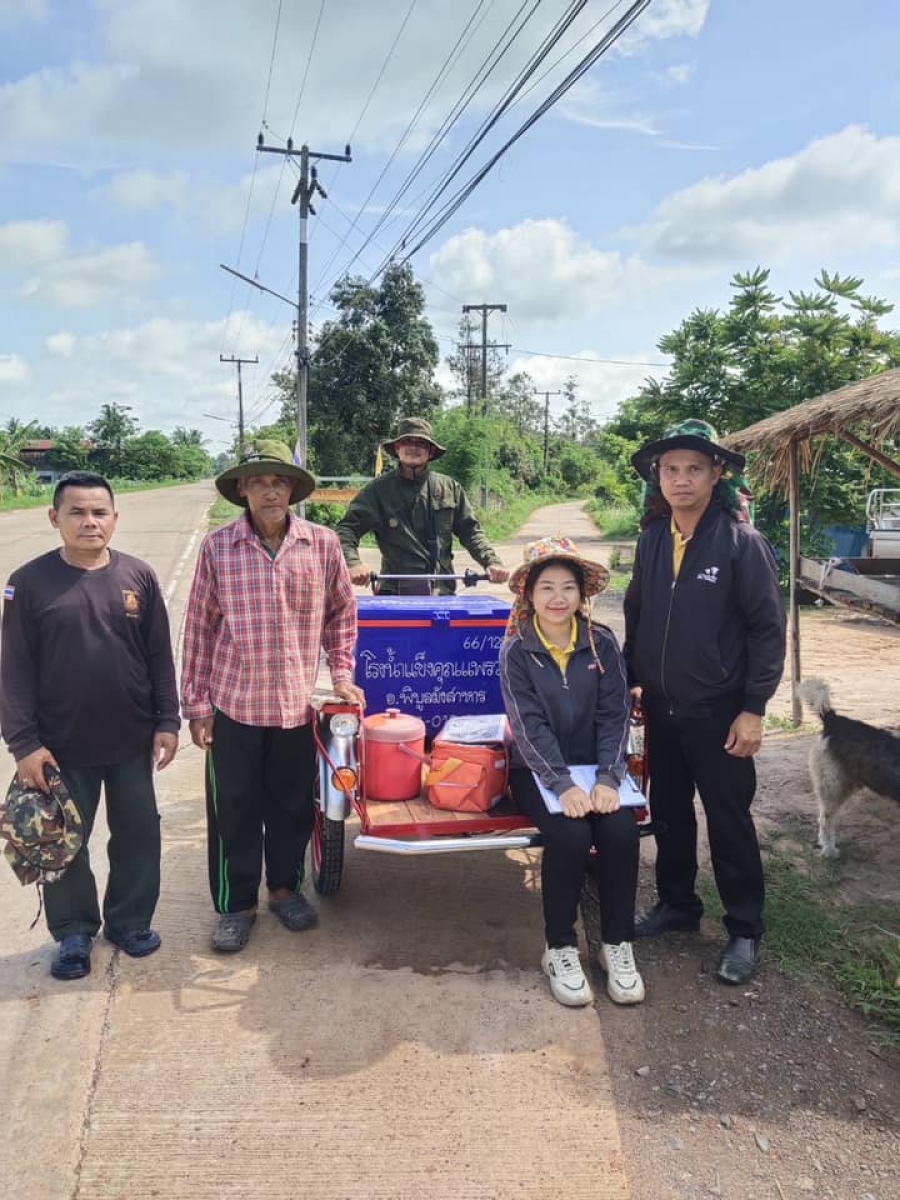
[634, 900, 702, 939]
[50, 933, 92, 980]
[716, 936, 761, 985]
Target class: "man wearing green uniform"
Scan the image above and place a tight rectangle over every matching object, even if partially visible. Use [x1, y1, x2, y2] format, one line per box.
[336, 417, 509, 595]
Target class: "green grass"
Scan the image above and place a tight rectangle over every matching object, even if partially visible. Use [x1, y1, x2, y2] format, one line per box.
[699, 835, 900, 1042]
[476, 491, 560, 543]
[208, 495, 237, 528]
[585, 500, 640, 539]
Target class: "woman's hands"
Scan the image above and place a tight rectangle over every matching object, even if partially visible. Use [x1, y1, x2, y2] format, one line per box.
[559, 782, 621, 817]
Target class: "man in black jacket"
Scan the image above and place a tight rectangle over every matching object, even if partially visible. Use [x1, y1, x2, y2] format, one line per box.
[623, 420, 785, 984]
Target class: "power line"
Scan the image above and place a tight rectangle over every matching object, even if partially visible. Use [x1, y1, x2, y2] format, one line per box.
[384, 0, 653, 269]
[311, 0, 527, 296]
[379, 1, 587, 268]
[219, 0, 288, 355]
[512, 347, 667, 367]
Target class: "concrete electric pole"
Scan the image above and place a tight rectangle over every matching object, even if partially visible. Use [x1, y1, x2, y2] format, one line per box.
[461, 303, 508, 415]
[538, 390, 562, 470]
[256, 136, 351, 473]
[219, 354, 258, 456]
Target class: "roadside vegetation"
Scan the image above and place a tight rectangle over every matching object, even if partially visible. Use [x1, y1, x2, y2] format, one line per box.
[700, 836, 900, 1044]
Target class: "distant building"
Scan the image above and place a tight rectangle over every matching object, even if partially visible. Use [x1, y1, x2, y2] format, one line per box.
[19, 440, 58, 484]
[20, 440, 92, 485]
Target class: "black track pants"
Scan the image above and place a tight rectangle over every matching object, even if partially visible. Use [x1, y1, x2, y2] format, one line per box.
[510, 766, 639, 949]
[205, 712, 317, 914]
[645, 701, 765, 939]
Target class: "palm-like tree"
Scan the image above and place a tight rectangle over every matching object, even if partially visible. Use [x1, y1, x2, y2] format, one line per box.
[0, 418, 39, 497]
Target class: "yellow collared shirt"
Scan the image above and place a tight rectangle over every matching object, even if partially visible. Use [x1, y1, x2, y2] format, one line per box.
[534, 615, 578, 675]
[671, 514, 692, 579]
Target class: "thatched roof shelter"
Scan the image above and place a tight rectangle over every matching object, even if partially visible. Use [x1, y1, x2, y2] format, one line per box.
[721, 367, 900, 722]
[721, 366, 900, 492]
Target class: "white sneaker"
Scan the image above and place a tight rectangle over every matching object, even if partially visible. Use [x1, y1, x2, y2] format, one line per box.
[541, 945, 593, 1007]
[599, 941, 645, 1005]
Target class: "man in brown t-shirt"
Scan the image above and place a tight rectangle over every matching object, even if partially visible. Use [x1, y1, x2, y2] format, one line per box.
[0, 472, 179, 981]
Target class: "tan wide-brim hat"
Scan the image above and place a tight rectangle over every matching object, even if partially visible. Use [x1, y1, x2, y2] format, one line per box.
[382, 416, 446, 459]
[215, 439, 316, 507]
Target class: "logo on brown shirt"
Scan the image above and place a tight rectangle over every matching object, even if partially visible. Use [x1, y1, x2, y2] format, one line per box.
[122, 589, 141, 618]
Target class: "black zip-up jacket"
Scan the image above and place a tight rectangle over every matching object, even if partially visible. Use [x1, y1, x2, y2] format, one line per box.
[623, 503, 785, 717]
[499, 614, 631, 798]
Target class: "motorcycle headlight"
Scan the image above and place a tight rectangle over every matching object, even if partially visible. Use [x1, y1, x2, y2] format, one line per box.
[330, 713, 359, 737]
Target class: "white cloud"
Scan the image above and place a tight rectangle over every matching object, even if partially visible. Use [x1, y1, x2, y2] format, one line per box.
[105, 169, 191, 212]
[10, 314, 293, 445]
[0, 219, 68, 268]
[647, 125, 900, 263]
[0, 354, 31, 384]
[508, 353, 662, 423]
[662, 63, 694, 85]
[618, 0, 711, 52]
[46, 332, 76, 357]
[428, 218, 695, 324]
[0, 1, 714, 161]
[22, 242, 160, 307]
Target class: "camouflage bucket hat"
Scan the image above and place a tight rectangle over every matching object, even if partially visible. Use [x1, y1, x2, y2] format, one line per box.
[0, 769, 84, 886]
[631, 418, 746, 482]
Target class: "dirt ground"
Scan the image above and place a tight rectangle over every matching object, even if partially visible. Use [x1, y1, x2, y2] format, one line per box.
[490, 504, 900, 1200]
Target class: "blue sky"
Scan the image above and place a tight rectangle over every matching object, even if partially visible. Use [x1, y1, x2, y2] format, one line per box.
[1, 0, 899, 457]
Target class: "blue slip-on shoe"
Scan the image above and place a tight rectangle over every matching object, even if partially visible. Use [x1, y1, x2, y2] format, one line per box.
[50, 933, 93, 980]
[104, 928, 161, 957]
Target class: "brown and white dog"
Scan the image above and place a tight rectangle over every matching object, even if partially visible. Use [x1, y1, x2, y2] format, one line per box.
[798, 678, 900, 857]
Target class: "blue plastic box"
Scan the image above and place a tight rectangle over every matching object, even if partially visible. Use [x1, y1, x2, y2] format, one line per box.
[355, 594, 511, 734]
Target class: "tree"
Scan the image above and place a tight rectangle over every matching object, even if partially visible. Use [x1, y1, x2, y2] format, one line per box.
[87, 404, 139, 476]
[171, 427, 207, 448]
[274, 262, 442, 474]
[0, 418, 39, 496]
[602, 267, 900, 552]
[445, 315, 507, 410]
[49, 427, 90, 471]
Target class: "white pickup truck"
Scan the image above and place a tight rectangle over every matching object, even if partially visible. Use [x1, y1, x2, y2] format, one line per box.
[866, 488, 900, 558]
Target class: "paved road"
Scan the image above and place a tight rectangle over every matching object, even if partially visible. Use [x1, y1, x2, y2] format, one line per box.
[0, 490, 631, 1200]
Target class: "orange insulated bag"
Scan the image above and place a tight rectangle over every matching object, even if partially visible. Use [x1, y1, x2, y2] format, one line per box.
[425, 741, 509, 813]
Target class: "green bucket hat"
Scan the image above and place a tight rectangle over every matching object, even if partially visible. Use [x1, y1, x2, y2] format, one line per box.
[382, 416, 446, 459]
[215, 439, 316, 507]
[631, 418, 746, 482]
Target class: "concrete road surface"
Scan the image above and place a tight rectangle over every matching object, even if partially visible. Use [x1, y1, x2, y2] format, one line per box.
[0, 487, 631, 1200]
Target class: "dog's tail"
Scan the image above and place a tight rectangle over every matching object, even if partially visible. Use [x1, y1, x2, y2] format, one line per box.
[797, 677, 832, 721]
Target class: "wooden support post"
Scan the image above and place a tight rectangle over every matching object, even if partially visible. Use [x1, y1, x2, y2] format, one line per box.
[788, 438, 802, 726]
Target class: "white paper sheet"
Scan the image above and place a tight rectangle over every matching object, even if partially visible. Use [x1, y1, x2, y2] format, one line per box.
[533, 765, 645, 813]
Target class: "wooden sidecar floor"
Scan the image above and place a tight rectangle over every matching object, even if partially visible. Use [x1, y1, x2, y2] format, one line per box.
[357, 793, 534, 839]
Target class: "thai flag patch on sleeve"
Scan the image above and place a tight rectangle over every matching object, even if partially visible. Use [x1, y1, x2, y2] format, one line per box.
[3, 585, 15, 600]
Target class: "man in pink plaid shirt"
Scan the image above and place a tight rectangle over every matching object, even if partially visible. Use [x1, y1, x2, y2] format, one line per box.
[182, 440, 365, 953]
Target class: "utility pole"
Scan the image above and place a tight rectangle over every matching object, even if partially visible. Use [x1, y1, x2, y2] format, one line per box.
[461, 303, 507, 415]
[538, 390, 563, 471]
[219, 354, 257, 456]
[461, 302, 508, 507]
[257, 136, 351, 477]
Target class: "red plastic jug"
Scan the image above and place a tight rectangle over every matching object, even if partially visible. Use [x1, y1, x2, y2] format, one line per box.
[362, 708, 426, 801]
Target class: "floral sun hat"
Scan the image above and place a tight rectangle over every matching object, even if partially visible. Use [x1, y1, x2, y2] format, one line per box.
[506, 535, 609, 637]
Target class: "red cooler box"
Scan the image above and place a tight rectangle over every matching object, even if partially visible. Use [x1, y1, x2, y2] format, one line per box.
[356, 595, 511, 735]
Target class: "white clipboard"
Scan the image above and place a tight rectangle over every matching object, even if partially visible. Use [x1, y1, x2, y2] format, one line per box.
[534, 764, 644, 813]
